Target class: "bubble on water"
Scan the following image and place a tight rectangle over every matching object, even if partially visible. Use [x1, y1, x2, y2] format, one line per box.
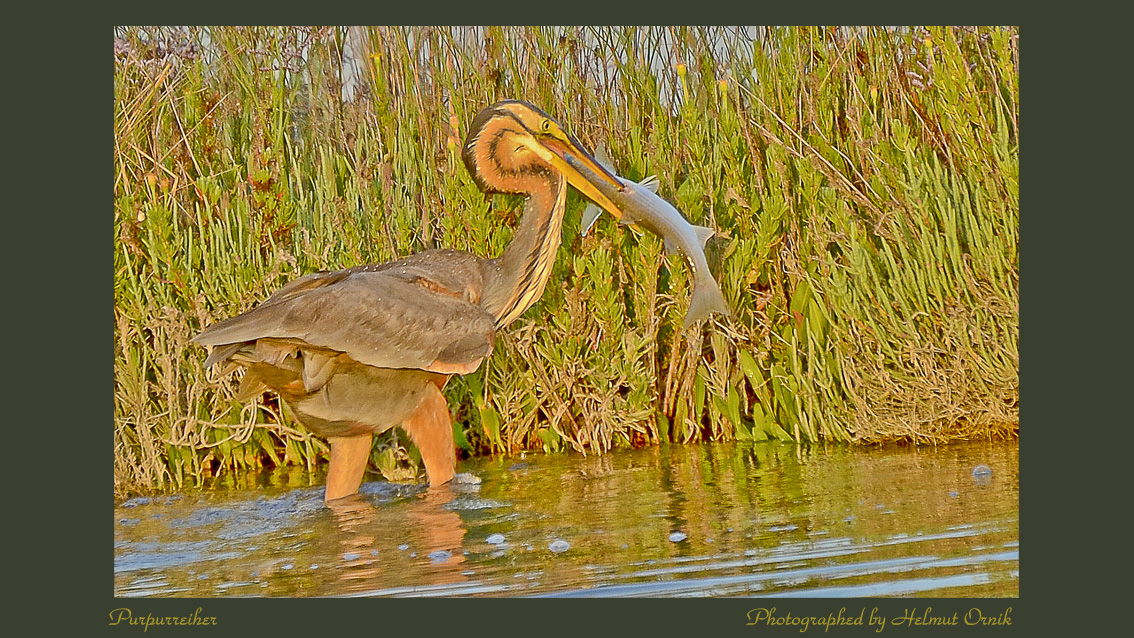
[445, 496, 508, 511]
[454, 472, 482, 485]
[972, 464, 993, 478]
[486, 533, 506, 545]
[397, 544, 410, 551]
[949, 490, 960, 498]
[668, 532, 687, 543]
[428, 550, 452, 563]
[280, 563, 294, 570]
[549, 540, 571, 553]
[342, 552, 360, 561]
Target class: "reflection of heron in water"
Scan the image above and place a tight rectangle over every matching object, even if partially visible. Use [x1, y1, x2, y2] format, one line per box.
[193, 101, 625, 502]
[327, 490, 470, 590]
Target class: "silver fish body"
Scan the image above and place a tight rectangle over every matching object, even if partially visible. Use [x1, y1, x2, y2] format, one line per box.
[569, 146, 730, 328]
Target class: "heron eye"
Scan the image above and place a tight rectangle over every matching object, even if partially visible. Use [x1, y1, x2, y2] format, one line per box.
[540, 119, 551, 132]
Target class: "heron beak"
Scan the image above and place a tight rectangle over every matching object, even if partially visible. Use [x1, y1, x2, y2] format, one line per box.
[525, 135, 625, 221]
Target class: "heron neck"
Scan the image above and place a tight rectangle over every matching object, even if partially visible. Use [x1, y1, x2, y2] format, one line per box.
[482, 173, 568, 328]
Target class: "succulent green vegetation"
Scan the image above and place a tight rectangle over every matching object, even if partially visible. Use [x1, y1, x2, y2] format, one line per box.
[113, 26, 1019, 499]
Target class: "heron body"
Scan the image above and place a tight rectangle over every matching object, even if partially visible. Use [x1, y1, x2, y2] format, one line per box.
[193, 101, 624, 502]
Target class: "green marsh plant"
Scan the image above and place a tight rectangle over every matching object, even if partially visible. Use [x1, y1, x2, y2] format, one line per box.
[114, 26, 1019, 498]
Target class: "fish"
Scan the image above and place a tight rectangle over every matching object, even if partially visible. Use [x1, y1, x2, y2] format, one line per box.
[569, 145, 730, 329]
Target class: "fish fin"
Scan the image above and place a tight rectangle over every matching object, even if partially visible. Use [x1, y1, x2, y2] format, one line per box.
[580, 203, 602, 236]
[592, 142, 614, 171]
[579, 141, 612, 237]
[692, 224, 716, 247]
[638, 175, 660, 193]
[683, 276, 731, 329]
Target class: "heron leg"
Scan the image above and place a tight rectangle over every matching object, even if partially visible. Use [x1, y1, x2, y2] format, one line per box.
[325, 434, 373, 502]
[401, 381, 456, 487]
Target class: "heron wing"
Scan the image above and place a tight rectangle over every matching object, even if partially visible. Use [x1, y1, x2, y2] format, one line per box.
[194, 251, 494, 372]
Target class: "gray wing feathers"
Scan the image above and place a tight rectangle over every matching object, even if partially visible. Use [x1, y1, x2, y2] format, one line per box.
[194, 270, 494, 371]
[202, 342, 244, 369]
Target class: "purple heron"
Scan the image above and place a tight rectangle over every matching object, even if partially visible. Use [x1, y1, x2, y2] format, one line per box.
[193, 101, 624, 502]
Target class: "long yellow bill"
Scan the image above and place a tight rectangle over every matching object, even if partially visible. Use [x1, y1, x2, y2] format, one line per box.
[521, 135, 625, 221]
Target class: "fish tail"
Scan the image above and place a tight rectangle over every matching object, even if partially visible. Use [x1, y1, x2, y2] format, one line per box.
[683, 274, 730, 329]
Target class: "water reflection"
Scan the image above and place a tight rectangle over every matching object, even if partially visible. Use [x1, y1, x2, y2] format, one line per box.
[327, 487, 469, 590]
[115, 439, 1018, 597]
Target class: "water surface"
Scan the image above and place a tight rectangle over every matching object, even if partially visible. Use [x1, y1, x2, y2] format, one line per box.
[114, 440, 1018, 597]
